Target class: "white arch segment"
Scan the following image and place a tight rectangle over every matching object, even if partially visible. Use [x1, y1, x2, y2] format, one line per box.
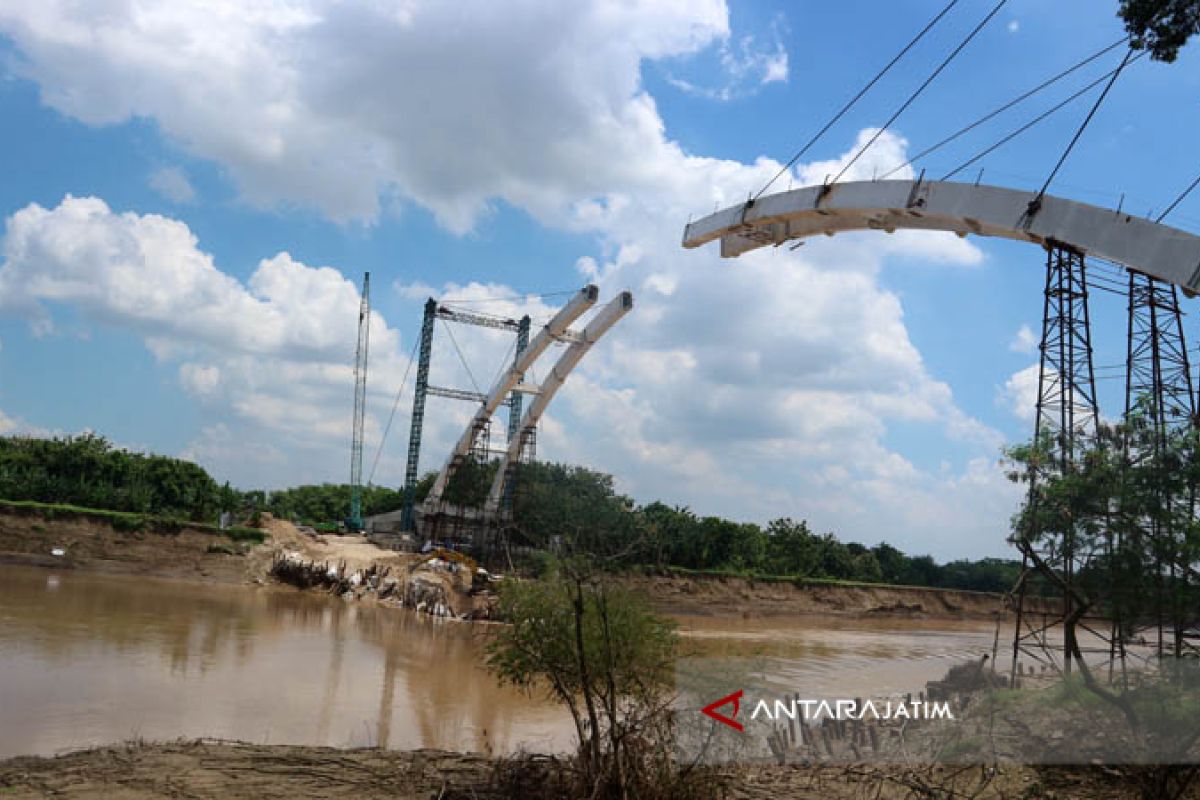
[424, 285, 599, 506]
[682, 180, 1200, 290]
[485, 291, 634, 514]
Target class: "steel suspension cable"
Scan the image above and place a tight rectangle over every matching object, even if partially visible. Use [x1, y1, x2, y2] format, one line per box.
[367, 337, 420, 485]
[940, 51, 1146, 181]
[752, 0, 963, 201]
[438, 289, 577, 305]
[831, 0, 1009, 186]
[1156, 173, 1200, 223]
[441, 318, 482, 394]
[1033, 45, 1136, 203]
[880, 37, 1126, 180]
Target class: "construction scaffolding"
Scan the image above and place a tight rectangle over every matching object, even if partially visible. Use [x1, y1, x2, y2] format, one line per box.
[399, 300, 529, 536]
[400, 298, 438, 533]
[1009, 242, 1112, 681]
[1124, 271, 1198, 658]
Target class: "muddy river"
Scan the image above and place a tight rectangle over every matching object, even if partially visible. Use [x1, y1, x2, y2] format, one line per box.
[0, 564, 1000, 758]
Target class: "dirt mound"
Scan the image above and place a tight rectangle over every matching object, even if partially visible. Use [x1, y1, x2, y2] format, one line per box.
[246, 515, 412, 580]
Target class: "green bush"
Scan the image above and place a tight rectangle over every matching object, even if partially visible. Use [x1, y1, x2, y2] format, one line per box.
[110, 514, 146, 532]
[224, 527, 266, 544]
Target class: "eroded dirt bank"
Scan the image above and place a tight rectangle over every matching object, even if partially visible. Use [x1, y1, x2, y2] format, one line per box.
[0, 508, 255, 584]
[0, 739, 1157, 799]
[621, 572, 1007, 620]
[0, 509, 413, 586]
[0, 508, 1011, 621]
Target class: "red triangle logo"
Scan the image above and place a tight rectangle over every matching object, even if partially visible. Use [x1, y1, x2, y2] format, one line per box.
[701, 688, 744, 732]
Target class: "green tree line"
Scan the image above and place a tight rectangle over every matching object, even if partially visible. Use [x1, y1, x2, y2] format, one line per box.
[0, 433, 235, 521]
[0, 434, 1020, 592]
[504, 461, 1021, 593]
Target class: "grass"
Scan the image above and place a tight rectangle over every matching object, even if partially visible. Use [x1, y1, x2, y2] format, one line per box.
[627, 563, 999, 594]
[0, 498, 265, 544]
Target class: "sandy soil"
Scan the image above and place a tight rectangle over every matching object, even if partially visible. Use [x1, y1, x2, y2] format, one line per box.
[0, 740, 498, 800]
[0, 740, 1169, 799]
[245, 514, 413, 577]
[0, 508, 1016, 622]
[0, 510, 414, 588]
[620, 572, 1009, 621]
[0, 511, 252, 584]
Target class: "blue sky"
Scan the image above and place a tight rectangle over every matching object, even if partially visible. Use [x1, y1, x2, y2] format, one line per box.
[0, 0, 1197, 559]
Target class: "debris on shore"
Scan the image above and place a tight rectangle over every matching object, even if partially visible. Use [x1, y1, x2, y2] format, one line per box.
[269, 549, 501, 620]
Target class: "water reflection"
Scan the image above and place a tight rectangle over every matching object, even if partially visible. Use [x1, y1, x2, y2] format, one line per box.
[0, 564, 568, 758]
[0, 565, 1002, 760]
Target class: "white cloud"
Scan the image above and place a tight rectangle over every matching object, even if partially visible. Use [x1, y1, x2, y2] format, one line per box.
[0, 0, 728, 231]
[1009, 323, 1038, 354]
[0, 195, 414, 484]
[0, 406, 47, 437]
[1007, 20, 1020, 34]
[148, 166, 197, 203]
[761, 49, 788, 84]
[1001, 364, 1039, 422]
[0, 196, 406, 365]
[180, 363, 220, 397]
[0, 1, 1024, 557]
[666, 20, 789, 100]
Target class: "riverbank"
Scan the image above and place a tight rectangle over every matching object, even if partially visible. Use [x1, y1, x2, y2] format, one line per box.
[0, 506, 1009, 621]
[620, 571, 1006, 621]
[0, 506, 414, 585]
[0, 739, 1162, 799]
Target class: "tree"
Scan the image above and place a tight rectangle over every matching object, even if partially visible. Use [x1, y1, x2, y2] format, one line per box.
[510, 462, 639, 555]
[1119, 0, 1200, 62]
[486, 571, 699, 798]
[765, 517, 821, 575]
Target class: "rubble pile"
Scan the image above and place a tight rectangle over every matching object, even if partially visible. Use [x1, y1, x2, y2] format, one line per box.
[270, 552, 399, 599]
[269, 549, 501, 621]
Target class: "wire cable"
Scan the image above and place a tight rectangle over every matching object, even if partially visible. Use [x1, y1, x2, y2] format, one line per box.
[752, 0, 963, 200]
[486, 336, 519, 397]
[831, 0, 1009, 186]
[940, 52, 1146, 181]
[880, 37, 1126, 180]
[366, 337, 419, 486]
[1034, 46, 1136, 202]
[441, 318, 482, 394]
[1156, 173, 1200, 223]
[438, 289, 577, 305]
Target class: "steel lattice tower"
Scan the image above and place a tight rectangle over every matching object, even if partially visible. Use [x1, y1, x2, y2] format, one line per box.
[1011, 242, 1105, 681]
[1124, 271, 1196, 657]
[401, 298, 437, 532]
[501, 316, 530, 516]
[507, 316, 531, 445]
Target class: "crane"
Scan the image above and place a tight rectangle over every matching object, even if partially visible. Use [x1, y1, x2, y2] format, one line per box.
[348, 272, 370, 532]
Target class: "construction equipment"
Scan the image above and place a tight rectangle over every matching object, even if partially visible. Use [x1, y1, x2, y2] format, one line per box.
[347, 272, 370, 532]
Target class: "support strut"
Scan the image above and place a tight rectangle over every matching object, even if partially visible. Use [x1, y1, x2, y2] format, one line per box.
[1010, 242, 1102, 682]
[1125, 271, 1196, 658]
[401, 298, 437, 532]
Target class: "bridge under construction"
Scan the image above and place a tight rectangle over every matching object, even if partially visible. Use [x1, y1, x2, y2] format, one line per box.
[358, 285, 632, 552]
[685, 175, 1200, 685]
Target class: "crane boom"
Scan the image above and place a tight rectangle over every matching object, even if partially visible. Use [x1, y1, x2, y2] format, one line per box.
[348, 272, 370, 531]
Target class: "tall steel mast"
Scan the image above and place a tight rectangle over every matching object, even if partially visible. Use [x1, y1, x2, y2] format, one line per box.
[348, 272, 370, 531]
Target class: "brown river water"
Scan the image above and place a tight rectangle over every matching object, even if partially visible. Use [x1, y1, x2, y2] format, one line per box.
[0, 564, 1000, 759]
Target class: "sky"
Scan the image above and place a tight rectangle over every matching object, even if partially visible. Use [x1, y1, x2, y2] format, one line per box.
[0, 0, 1198, 560]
